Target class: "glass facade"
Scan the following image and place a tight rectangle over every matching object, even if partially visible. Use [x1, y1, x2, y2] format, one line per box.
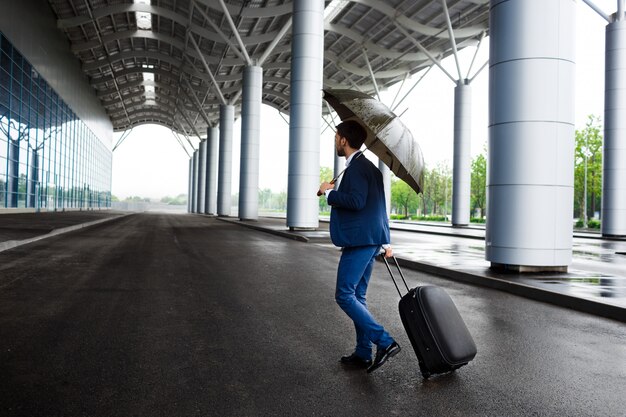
[0, 32, 111, 210]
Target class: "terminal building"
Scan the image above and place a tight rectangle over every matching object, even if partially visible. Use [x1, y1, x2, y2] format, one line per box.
[0, 28, 112, 211]
[1, 0, 625, 272]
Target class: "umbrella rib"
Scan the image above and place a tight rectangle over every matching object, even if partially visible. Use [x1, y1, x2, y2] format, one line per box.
[322, 88, 425, 194]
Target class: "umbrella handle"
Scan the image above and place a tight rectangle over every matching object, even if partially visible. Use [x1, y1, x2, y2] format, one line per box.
[316, 179, 336, 197]
[315, 151, 365, 196]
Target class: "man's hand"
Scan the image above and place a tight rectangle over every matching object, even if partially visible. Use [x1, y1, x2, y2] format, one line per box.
[318, 181, 335, 195]
[384, 246, 393, 258]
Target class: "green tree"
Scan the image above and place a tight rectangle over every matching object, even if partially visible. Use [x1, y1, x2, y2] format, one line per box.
[18, 173, 27, 196]
[319, 166, 333, 182]
[259, 188, 273, 209]
[390, 161, 452, 218]
[125, 196, 150, 203]
[319, 166, 333, 213]
[418, 166, 432, 215]
[161, 194, 187, 205]
[174, 194, 188, 205]
[428, 162, 452, 216]
[258, 188, 288, 212]
[470, 152, 487, 218]
[391, 177, 419, 217]
[274, 190, 287, 211]
[0, 179, 5, 207]
[574, 115, 603, 222]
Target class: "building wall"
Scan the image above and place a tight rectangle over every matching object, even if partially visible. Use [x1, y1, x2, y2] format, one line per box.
[0, 0, 113, 210]
[0, 0, 112, 147]
[0, 32, 112, 210]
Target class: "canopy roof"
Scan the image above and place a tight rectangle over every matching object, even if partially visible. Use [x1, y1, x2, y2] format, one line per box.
[47, 0, 489, 134]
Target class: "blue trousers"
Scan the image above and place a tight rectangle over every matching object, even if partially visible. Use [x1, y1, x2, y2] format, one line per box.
[335, 245, 394, 360]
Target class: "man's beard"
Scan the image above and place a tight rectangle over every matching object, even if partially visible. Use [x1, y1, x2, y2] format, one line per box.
[336, 146, 345, 157]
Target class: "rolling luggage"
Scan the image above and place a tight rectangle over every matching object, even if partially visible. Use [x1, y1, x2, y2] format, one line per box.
[381, 255, 477, 379]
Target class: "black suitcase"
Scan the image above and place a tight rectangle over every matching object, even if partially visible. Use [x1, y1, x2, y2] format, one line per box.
[381, 255, 477, 379]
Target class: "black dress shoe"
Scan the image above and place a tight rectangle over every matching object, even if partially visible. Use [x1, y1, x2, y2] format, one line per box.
[366, 341, 401, 373]
[340, 353, 372, 368]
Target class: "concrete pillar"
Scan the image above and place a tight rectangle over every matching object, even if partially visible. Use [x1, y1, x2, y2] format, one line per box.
[602, 19, 626, 237]
[8, 139, 19, 208]
[217, 104, 234, 216]
[333, 152, 342, 190]
[191, 149, 198, 213]
[187, 157, 191, 213]
[486, 0, 575, 271]
[28, 149, 39, 208]
[239, 65, 262, 220]
[197, 140, 206, 214]
[379, 159, 391, 217]
[205, 126, 218, 215]
[452, 81, 471, 226]
[286, 0, 324, 229]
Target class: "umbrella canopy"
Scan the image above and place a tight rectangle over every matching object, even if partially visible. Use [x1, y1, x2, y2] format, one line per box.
[323, 89, 425, 194]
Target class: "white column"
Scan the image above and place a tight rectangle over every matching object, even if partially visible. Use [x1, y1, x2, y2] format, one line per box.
[8, 139, 19, 208]
[28, 149, 39, 208]
[286, 0, 324, 229]
[379, 159, 391, 217]
[333, 153, 342, 189]
[602, 19, 626, 237]
[205, 126, 218, 215]
[191, 150, 198, 213]
[197, 140, 206, 214]
[452, 81, 471, 226]
[239, 65, 263, 220]
[486, 0, 575, 271]
[188, 157, 193, 213]
[217, 104, 234, 216]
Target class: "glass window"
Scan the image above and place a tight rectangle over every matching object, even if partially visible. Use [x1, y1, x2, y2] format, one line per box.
[0, 35, 111, 209]
[0, 52, 11, 74]
[0, 86, 9, 111]
[0, 34, 10, 55]
[0, 69, 10, 94]
[11, 48, 22, 70]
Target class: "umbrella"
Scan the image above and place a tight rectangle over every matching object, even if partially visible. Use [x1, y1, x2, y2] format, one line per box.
[322, 88, 424, 194]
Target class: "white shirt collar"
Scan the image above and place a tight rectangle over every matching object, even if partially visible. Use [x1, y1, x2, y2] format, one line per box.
[345, 151, 361, 167]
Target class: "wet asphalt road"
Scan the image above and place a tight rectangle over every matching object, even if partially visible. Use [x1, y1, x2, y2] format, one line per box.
[0, 213, 624, 417]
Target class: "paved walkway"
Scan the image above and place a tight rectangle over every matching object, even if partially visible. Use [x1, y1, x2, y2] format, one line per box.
[217, 215, 626, 323]
[0, 210, 128, 252]
[0, 212, 624, 416]
[1, 210, 624, 322]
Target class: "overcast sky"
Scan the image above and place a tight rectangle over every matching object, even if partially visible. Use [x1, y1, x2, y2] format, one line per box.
[111, 1, 616, 200]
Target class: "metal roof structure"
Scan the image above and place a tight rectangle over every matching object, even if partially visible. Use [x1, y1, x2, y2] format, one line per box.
[47, 0, 489, 135]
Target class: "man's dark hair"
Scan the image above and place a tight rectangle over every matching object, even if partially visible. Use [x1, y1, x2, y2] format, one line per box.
[336, 120, 367, 149]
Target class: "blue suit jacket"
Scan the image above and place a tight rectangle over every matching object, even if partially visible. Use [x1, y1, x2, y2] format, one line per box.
[327, 152, 390, 248]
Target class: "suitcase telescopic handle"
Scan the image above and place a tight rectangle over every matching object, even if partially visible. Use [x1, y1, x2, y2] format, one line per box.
[380, 253, 410, 298]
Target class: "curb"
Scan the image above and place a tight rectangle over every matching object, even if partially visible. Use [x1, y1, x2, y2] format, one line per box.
[217, 216, 625, 323]
[215, 216, 310, 242]
[385, 257, 626, 324]
[0, 213, 133, 254]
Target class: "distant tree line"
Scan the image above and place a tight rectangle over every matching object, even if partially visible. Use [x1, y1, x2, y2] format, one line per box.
[108, 115, 604, 226]
[388, 157, 486, 222]
[161, 194, 188, 205]
[387, 114, 604, 227]
[109, 194, 188, 205]
[258, 188, 287, 211]
[110, 195, 150, 203]
[574, 115, 602, 226]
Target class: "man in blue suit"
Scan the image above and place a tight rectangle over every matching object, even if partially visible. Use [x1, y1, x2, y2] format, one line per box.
[318, 120, 401, 373]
